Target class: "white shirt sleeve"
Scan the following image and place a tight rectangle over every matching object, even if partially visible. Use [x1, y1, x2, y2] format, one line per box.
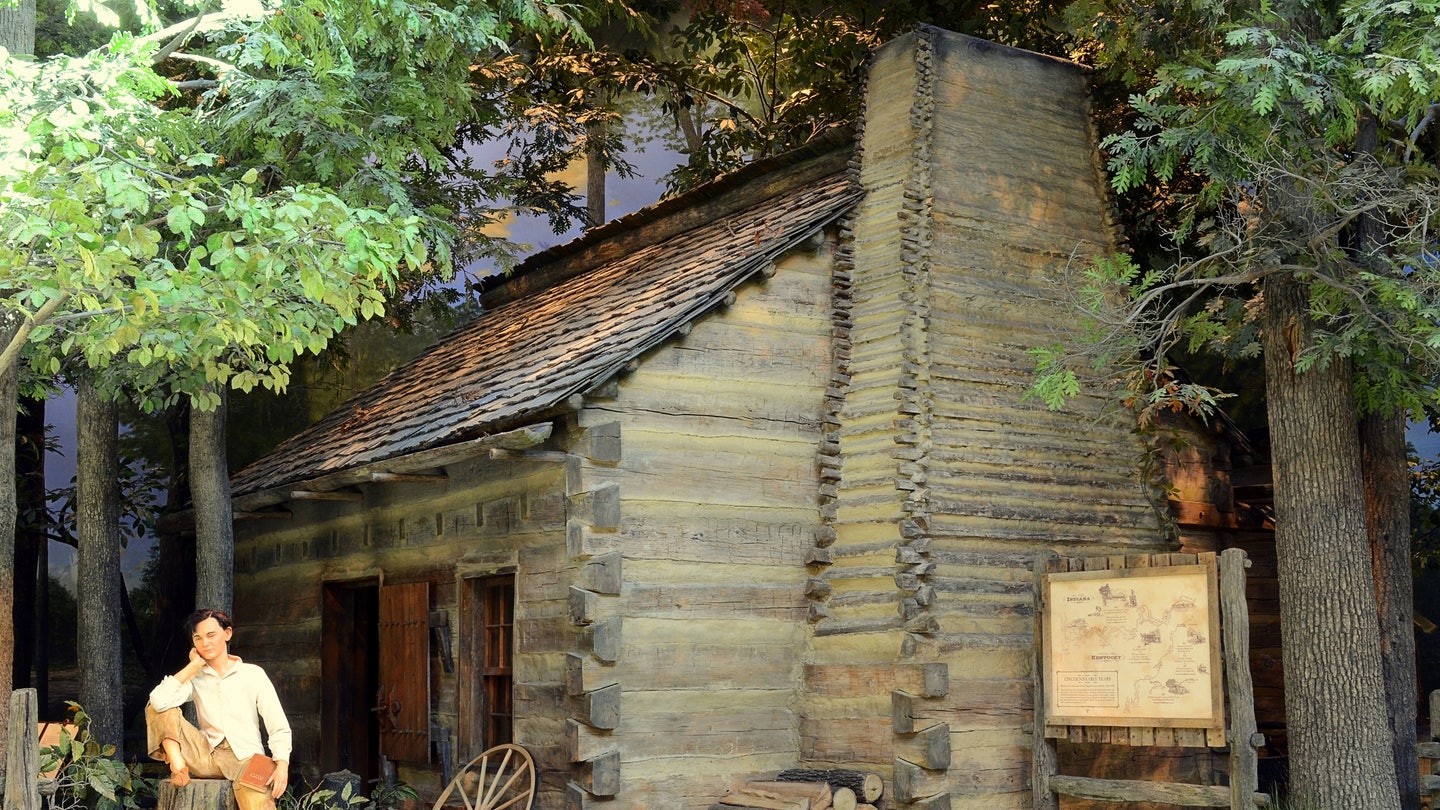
[148, 675, 194, 712]
[256, 673, 292, 762]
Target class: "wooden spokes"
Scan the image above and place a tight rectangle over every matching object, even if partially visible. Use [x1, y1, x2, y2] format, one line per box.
[433, 744, 536, 810]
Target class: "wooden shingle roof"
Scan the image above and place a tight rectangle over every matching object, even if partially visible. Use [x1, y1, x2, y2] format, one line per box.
[231, 144, 860, 500]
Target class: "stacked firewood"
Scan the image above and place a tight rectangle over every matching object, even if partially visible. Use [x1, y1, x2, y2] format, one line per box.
[711, 768, 885, 810]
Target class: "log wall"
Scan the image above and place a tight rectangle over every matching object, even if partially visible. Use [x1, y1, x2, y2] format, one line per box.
[233, 456, 572, 802]
[805, 28, 1174, 810]
[561, 241, 836, 810]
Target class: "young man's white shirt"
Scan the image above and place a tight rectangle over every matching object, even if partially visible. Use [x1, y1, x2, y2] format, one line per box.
[148, 655, 292, 762]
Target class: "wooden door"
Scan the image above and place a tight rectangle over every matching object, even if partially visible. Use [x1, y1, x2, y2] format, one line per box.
[378, 581, 431, 763]
[321, 582, 379, 782]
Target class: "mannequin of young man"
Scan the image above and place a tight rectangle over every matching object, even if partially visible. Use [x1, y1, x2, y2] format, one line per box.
[146, 609, 292, 810]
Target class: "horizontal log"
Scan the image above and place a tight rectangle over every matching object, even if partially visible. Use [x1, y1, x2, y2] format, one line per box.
[570, 422, 622, 465]
[803, 663, 947, 699]
[1047, 775, 1257, 807]
[577, 750, 620, 797]
[800, 717, 892, 766]
[625, 582, 807, 620]
[565, 653, 618, 695]
[609, 436, 821, 507]
[581, 551, 622, 595]
[896, 722, 951, 770]
[743, 781, 831, 810]
[777, 769, 882, 804]
[587, 618, 621, 663]
[892, 682, 1030, 732]
[581, 683, 621, 730]
[893, 758, 947, 804]
[720, 790, 809, 810]
[564, 719, 615, 763]
[614, 640, 801, 691]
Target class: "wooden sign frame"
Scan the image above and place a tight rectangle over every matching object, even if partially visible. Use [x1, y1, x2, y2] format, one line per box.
[1031, 549, 1267, 809]
[1041, 556, 1224, 734]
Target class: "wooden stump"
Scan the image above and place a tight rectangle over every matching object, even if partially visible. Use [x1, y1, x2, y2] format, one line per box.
[158, 779, 238, 810]
[6, 689, 40, 810]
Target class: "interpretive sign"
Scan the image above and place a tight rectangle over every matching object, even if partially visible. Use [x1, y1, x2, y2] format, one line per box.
[1042, 559, 1224, 730]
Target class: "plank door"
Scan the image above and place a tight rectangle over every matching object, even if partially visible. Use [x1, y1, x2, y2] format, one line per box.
[378, 581, 431, 763]
[321, 582, 380, 782]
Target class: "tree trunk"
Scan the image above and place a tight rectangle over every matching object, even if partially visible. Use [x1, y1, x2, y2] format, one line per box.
[76, 375, 123, 747]
[0, 323, 18, 777]
[586, 118, 606, 228]
[190, 389, 233, 613]
[1261, 275, 1400, 808]
[1352, 109, 1420, 808]
[0, 0, 35, 54]
[0, 3, 36, 779]
[150, 403, 196, 674]
[1362, 407, 1419, 808]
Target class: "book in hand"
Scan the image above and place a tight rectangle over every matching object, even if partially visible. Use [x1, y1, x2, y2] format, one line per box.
[236, 754, 276, 793]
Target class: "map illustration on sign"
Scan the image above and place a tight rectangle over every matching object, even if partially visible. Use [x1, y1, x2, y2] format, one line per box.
[1043, 562, 1223, 729]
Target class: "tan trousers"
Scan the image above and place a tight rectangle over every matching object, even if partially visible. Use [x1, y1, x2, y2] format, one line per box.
[144, 705, 275, 810]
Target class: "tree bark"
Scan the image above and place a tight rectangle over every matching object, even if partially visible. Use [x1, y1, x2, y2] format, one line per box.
[586, 118, 606, 228]
[190, 388, 233, 613]
[1361, 407, 1419, 808]
[0, 323, 18, 777]
[150, 403, 196, 674]
[0, 0, 35, 55]
[1352, 108, 1420, 808]
[0, 3, 36, 780]
[77, 374, 123, 747]
[1261, 275, 1400, 809]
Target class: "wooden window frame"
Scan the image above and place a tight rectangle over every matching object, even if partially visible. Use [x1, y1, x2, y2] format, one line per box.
[460, 573, 515, 755]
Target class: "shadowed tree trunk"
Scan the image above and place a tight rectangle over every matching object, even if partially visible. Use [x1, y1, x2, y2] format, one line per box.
[1350, 110, 1420, 808]
[150, 403, 196, 674]
[1261, 274, 1401, 809]
[191, 389, 232, 612]
[77, 375, 123, 747]
[0, 324, 17, 774]
[586, 118, 606, 227]
[0, 0, 36, 776]
[1362, 407, 1419, 808]
[14, 397, 45, 691]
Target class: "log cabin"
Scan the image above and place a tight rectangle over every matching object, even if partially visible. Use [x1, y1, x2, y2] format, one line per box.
[227, 25, 1281, 810]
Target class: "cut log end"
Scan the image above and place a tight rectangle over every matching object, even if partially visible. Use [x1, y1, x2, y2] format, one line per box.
[158, 779, 238, 810]
[775, 769, 883, 804]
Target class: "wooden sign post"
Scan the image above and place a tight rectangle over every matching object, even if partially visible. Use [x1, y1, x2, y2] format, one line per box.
[1031, 548, 1267, 809]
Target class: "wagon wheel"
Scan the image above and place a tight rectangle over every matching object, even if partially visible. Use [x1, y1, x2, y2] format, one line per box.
[432, 744, 536, 810]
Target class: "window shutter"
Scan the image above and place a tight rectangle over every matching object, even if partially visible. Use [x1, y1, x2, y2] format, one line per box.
[378, 581, 431, 763]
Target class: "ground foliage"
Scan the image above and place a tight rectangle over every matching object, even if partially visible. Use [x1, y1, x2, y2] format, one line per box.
[40, 702, 155, 810]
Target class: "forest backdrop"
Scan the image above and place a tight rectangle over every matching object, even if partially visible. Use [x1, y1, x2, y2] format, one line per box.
[6, 0, 1440, 808]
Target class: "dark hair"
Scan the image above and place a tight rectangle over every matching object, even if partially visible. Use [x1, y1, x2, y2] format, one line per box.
[184, 608, 233, 637]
